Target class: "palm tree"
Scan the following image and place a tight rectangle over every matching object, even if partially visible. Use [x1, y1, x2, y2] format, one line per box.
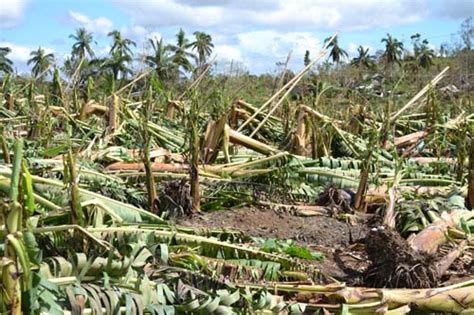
[27, 47, 54, 79]
[169, 29, 195, 73]
[0, 47, 14, 74]
[416, 40, 435, 69]
[304, 50, 311, 67]
[108, 30, 136, 57]
[324, 35, 348, 63]
[191, 31, 214, 67]
[145, 38, 175, 80]
[381, 34, 404, 65]
[69, 28, 95, 60]
[101, 50, 133, 80]
[351, 46, 376, 69]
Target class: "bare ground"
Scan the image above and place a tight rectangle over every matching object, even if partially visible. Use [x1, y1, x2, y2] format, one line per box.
[177, 206, 371, 283]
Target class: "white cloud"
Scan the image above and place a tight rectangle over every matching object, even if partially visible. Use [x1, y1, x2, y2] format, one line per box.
[235, 30, 321, 71]
[437, 0, 473, 19]
[347, 43, 374, 58]
[113, 0, 427, 31]
[213, 44, 243, 62]
[147, 32, 163, 41]
[0, 41, 55, 62]
[0, 0, 29, 28]
[68, 10, 114, 35]
[121, 25, 148, 40]
[113, 0, 224, 28]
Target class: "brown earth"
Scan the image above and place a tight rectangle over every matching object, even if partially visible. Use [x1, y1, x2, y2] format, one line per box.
[177, 206, 371, 283]
[177, 206, 473, 287]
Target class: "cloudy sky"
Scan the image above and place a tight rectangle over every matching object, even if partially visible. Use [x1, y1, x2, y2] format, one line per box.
[0, 0, 472, 74]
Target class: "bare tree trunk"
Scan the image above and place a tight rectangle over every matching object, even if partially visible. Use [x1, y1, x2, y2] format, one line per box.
[7, 93, 14, 111]
[293, 107, 307, 156]
[107, 94, 120, 134]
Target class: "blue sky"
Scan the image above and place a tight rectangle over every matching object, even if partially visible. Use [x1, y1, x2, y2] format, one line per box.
[0, 0, 472, 74]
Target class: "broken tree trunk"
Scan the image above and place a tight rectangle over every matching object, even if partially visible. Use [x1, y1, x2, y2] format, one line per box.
[292, 107, 308, 156]
[394, 130, 428, 148]
[243, 279, 474, 313]
[226, 125, 277, 155]
[354, 150, 372, 212]
[202, 116, 227, 164]
[434, 240, 467, 277]
[408, 209, 474, 254]
[237, 33, 337, 133]
[166, 100, 183, 119]
[105, 162, 191, 173]
[107, 94, 120, 134]
[381, 280, 474, 313]
[7, 93, 14, 111]
[79, 100, 107, 121]
[383, 168, 403, 228]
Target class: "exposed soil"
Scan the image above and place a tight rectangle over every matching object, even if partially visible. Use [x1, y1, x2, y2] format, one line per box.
[178, 207, 368, 247]
[177, 206, 371, 283]
[177, 206, 473, 288]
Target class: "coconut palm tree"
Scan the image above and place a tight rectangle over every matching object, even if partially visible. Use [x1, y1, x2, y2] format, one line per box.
[69, 28, 95, 60]
[101, 50, 133, 80]
[27, 47, 55, 79]
[0, 47, 14, 74]
[416, 40, 435, 69]
[351, 46, 376, 69]
[304, 50, 311, 67]
[169, 29, 195, 73]
[324, 35, 348, 63]
[191, 31, 214, 67]
[381, 34, 404, 65]
[145, 38, 175, 80]
[108, 30, 136, 57]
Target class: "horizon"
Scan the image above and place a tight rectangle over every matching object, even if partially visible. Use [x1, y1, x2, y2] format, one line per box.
[0, 0, 472, 75]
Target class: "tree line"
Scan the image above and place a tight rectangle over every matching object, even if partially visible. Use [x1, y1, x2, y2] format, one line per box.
[0, 28, 214, 82]
[0, 17, 472, 82]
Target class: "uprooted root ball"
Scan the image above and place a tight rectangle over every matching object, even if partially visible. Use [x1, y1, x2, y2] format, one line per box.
[364, 226, 438, 288]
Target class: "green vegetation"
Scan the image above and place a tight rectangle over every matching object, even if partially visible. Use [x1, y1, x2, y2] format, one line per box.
[0, 18, 473, 314]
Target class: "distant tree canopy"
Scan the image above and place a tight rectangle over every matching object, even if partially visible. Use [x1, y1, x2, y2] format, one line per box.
[1, 17, 473, 82]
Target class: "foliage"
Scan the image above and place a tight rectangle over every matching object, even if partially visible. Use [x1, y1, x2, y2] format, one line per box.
[253, 237, 325, 261]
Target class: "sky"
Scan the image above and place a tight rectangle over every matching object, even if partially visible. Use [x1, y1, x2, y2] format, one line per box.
[0, 0, 472, 74]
